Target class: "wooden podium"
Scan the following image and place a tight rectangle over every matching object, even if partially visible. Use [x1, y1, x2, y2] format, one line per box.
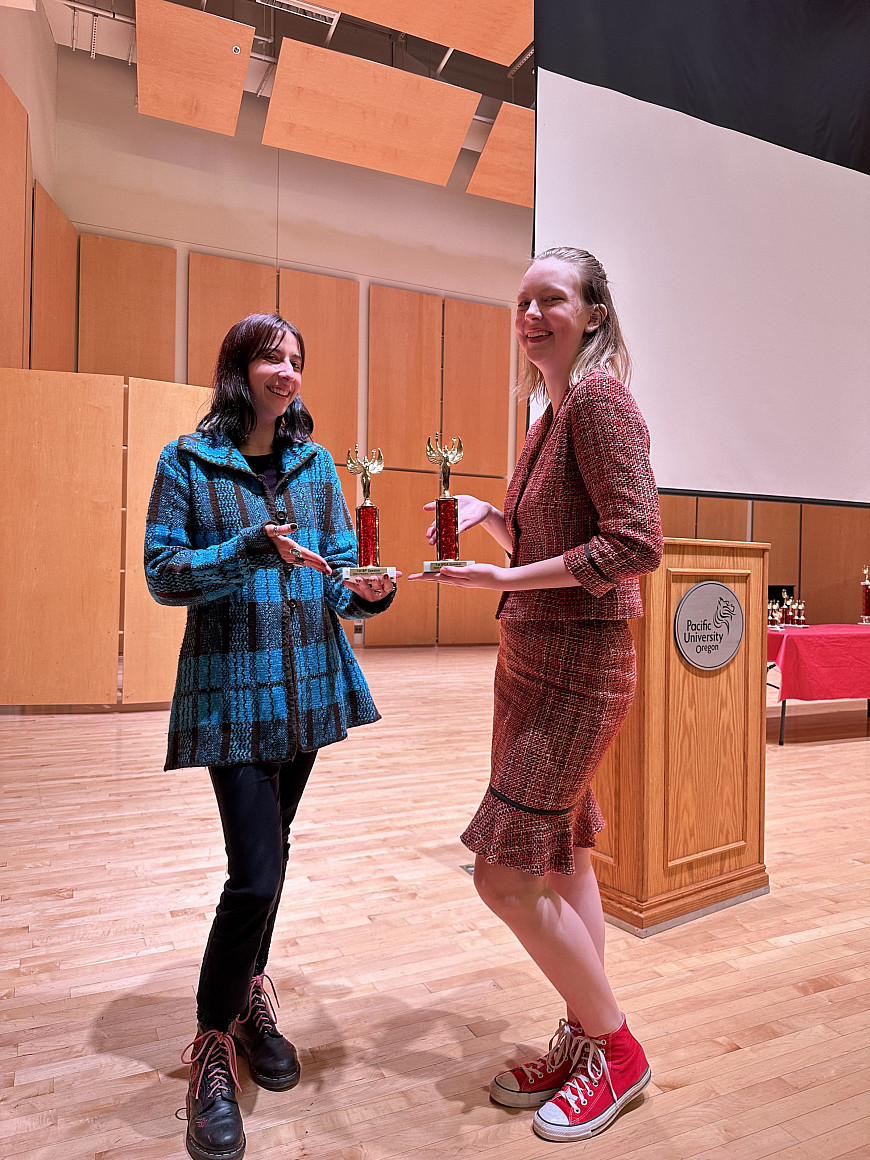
[592, 538, 770, 936]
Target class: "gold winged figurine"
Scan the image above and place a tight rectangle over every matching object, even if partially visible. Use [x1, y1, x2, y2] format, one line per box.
[346, 445, 384, 505]
[426, 432, 464, 498]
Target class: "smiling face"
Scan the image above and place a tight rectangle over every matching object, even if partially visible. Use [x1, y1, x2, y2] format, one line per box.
[515, 257, 602, 389]
[247, 330, 303, 433]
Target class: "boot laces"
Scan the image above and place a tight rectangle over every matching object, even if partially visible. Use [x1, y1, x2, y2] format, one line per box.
[519, 1018, 576, 1081]
[560, 1034, 615, 1112]
[246, 972, 280, 1036]
[182, 1029, 241, 1101]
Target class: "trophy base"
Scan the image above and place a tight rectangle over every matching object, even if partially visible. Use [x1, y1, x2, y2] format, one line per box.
[423, 559, 475, 573]
[860, 616, 870, 625]
[341, 565, 397, 579]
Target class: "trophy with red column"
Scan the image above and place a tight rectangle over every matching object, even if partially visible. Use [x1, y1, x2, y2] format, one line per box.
[422, 432, 475, 573]
[341, 446, 396, 580]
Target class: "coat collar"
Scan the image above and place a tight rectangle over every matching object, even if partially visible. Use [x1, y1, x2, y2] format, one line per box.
[178, 431, 318, 476]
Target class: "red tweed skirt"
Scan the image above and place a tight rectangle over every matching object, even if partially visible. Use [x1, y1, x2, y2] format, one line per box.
[461, 619, 636, 876]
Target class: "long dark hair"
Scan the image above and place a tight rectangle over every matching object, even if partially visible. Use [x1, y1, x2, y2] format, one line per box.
[197, 312, 314, 445]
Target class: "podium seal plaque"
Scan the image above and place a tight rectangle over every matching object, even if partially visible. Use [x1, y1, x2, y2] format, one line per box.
[674, 581, 744, 670]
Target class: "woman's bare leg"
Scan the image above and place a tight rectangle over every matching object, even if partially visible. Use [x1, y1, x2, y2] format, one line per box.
[545, 849, 606, 1025]
[474, 851, 621, 1038]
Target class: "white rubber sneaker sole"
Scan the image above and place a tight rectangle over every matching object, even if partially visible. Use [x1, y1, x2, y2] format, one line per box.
[532, 1067, 651, 1141]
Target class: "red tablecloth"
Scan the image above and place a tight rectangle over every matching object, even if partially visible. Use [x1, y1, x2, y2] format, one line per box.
[767, 624, 870, 702]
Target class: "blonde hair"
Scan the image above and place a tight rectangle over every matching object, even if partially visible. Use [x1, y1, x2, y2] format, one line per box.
[517, 247, 632, 401]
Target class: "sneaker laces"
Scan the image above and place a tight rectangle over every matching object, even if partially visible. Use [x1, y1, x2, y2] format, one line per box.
[182, 1028, 242, 1101]
[245, 972, 280, 1036]
[559, 1034, 616, 1112]
[519, 1018, 578, 1081]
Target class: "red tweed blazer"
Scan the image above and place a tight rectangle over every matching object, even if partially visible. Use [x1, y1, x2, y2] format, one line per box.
[497, 369, 663, 621]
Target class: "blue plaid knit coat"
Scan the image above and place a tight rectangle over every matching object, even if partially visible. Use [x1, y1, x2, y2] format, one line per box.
[145, 432, 393, 770]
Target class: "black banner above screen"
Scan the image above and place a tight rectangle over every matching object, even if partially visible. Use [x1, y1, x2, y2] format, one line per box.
[535, 0, 870, 175]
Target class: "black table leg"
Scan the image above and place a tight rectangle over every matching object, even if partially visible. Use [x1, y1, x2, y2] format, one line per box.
[779, 700, 787, 745]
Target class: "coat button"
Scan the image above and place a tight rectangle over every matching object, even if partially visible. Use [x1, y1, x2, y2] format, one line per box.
[276, 510, 287, 523]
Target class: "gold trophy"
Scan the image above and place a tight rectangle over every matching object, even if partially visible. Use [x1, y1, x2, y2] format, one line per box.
[422, 432, 475, 573]
[861, 565, 870, 625]
[340, 446, 396, 580]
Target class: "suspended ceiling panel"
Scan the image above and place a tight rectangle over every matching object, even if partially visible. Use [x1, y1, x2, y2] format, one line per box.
[466, 102, 534, 207]
[263, 39, 479, 185]
[136, 0, 254, 136]
[334, 0, 532, 67]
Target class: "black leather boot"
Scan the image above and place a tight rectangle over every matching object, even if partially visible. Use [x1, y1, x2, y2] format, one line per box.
[184, 1026, 246, 1160]
[232, 974, 300, 1092]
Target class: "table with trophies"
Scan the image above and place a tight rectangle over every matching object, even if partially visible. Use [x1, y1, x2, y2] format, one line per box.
[766, 567, 870, 744]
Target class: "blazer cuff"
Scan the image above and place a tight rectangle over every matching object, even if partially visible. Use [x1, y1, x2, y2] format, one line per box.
[563, 545, 615, 597]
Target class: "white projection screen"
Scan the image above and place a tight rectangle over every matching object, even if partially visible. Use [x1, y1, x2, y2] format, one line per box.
[535, 69, 870, 504]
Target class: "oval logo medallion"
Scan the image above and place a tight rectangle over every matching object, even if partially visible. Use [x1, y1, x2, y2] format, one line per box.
[674, 581, 744, 670]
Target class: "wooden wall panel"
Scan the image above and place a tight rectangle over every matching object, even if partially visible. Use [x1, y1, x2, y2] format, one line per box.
[752, 500, 800, 589]
[696, 496, 749, 542]
[800, 504, 870, 626]
[362, 471, 436, 646]
[437, 476, 508, 645]
[30, 183, 78, 372]
[0, 370, 124, 703]
[78, 234, 176, 381]
[442, 297, 511, 478]
[188, 253, 276, 387]
[0, 75, 29, 369]
[263, 40, 478, 185]
[122, 378, 211, 703]
[466, 103, 535, 208]
[368, 285, 442, 472]
[659, 493, 697, 539]
[279, 267, 359, 464]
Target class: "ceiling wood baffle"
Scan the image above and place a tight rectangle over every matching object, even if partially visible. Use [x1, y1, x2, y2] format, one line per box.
[136, 0, 255, 135]
[466, 102, 535, 207]
[262, 37, 480, 185]
[332, 0, 532, 67]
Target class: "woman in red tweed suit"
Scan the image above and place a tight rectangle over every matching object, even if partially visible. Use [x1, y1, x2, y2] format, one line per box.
[412, 248, 663, 1142]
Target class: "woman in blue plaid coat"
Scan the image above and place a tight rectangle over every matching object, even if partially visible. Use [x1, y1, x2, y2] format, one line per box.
[145, 313, 396, 1160]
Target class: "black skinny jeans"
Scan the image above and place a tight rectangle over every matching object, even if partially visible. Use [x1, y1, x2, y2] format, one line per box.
[196, 750, 317, 1031]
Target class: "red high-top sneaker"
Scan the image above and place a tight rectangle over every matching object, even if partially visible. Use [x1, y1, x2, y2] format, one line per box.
[533, 1017, 651, 1140]
[490, 1019, 583, 1108]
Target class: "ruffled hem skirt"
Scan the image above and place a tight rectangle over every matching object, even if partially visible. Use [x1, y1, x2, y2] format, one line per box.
[461, 619, 636, 876]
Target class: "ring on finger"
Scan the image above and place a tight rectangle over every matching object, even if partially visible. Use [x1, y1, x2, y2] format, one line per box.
[290, 548, 304, 565]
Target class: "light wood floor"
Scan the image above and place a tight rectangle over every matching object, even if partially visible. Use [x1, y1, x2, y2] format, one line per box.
[2, 648, 869, 1160]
